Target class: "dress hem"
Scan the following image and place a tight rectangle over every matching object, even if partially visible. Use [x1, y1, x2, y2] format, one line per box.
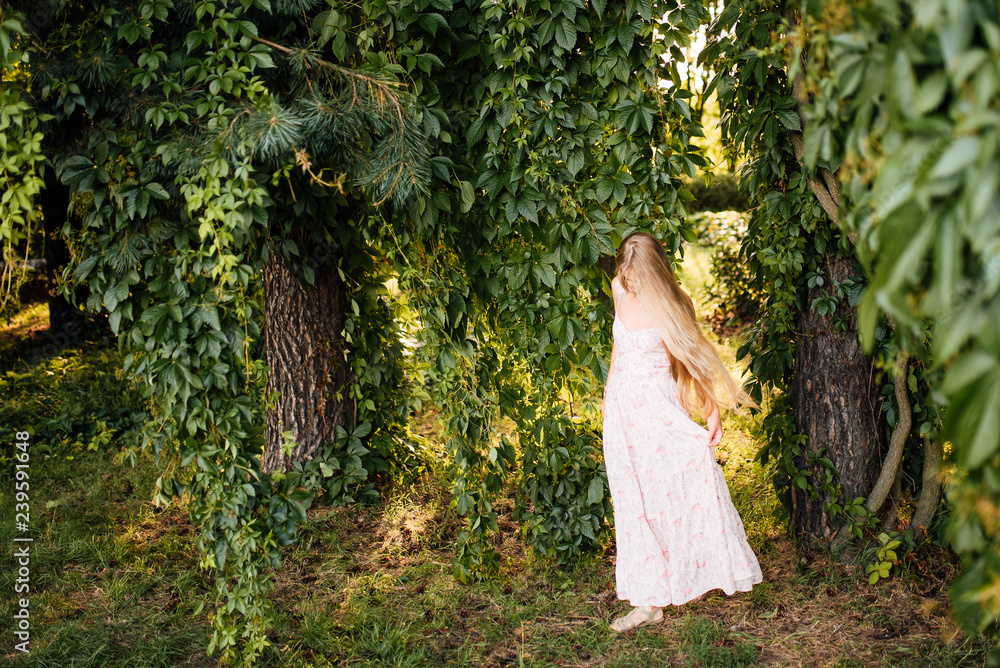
[617, 576, 763, 608]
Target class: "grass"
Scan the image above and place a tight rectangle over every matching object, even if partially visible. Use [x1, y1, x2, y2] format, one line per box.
[1, 262, 993, 667]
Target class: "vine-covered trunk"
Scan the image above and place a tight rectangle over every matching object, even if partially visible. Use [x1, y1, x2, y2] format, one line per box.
[261, 248, 352, 473]
[790, 256, 886, 538]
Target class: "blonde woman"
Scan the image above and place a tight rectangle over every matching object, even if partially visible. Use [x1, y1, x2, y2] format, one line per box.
[601, 231, 762, 632]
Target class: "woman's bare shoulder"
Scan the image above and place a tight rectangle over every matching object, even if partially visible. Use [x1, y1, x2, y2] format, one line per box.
[610, 275, 623, 305]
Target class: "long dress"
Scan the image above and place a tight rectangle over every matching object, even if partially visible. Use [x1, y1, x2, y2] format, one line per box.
[602, 314, 763, 607]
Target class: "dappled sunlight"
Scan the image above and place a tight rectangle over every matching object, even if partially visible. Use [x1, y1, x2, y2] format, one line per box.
[0, 300, 47, 341]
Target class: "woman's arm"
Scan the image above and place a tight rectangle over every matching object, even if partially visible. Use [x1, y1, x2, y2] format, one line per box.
[705, 398, 722, 445]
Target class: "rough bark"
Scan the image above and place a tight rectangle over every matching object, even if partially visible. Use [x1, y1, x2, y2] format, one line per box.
[40, 174, 76, 331]
[881, 466, 903, 533]
[910, 435, 943, 542]
[261, 248, 353, 473]
[790, 255, 887, 538]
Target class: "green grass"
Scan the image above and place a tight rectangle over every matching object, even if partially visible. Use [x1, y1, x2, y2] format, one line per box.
[1, 274, 993, 668]
[674, 615, 758, 667]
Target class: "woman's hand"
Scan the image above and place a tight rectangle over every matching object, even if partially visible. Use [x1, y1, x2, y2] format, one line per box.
[706, 404, 722, 446]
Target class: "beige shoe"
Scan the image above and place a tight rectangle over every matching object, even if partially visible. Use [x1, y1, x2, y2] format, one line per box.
[610, 606, 663, 633]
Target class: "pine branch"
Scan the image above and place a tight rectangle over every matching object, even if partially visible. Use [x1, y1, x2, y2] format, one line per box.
[250, 36, 406, 94]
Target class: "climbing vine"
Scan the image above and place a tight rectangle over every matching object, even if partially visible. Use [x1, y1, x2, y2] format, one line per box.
[7, 0, 710, 664]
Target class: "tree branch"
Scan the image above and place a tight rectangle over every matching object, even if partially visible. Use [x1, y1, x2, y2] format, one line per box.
[249, 36, 405, 91]
[790, 132, 841, 225]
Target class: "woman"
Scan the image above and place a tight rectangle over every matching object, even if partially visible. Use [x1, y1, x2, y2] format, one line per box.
[601, 231, 762, 632]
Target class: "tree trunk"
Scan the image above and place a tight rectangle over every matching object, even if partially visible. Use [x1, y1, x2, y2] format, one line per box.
[910, 435, 943, 543]
[790, 255, 887, 538]
[261, 247, 353, 473]
[40, 175, 77, 331]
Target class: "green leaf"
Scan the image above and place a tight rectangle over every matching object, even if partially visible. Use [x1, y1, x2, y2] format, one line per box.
[929, 136, 979, 180]
[587, 477, 603, 504]
[140, 303, 168, 325]
[802, 123, 827, 170]
[595, 178, 613, 202]
[942, 352, 997, 395]
[959, 374, 1000, 469]
[892, 49, 917, 118]
[459, 180, 475, 213]
[536, 264, 556, 289]
[776, 108, 800, 131]
[508, 263, 529, 290]
[517, 198, 538, 224]
[417, 12, 448, 37]
[555, 19, 577, 51]
[109, 308, 122, 334]
[146, 182, 170, 199]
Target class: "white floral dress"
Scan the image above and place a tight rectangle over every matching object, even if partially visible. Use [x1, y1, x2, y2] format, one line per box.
[602, 314, 763, 606]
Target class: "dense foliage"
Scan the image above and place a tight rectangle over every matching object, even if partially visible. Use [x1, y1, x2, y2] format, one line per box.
[0, 12, 45, 321]
[13, 0, 1000, 660]
[1, 0, 708, 663]
[791, 0, 1000, 648]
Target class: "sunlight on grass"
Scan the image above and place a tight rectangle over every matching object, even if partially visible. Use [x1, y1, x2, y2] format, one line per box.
[678, 241, 717, 314]
[1, 299, 48, 331]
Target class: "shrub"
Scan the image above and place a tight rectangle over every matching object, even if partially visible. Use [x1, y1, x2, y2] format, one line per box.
[689, 211, 763, 331]
[684, 173, 750, 213]
[514, 411, 612, 565]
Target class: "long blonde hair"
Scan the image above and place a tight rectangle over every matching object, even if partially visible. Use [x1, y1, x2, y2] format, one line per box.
[616, 231, 758, 414]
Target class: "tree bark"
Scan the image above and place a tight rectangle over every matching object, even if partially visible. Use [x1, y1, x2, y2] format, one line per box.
[910, 435, 943, 542]
[40, 174, 77, 331]
[790, 255, 887, 538]
[261, 247, 353, 473]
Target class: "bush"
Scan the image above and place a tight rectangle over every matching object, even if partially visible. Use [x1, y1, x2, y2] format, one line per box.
[0, 336, 148, 475]
[684, 172, 750, 213]
[514, 411, 612, 565]
[689, 211, 763, 331]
